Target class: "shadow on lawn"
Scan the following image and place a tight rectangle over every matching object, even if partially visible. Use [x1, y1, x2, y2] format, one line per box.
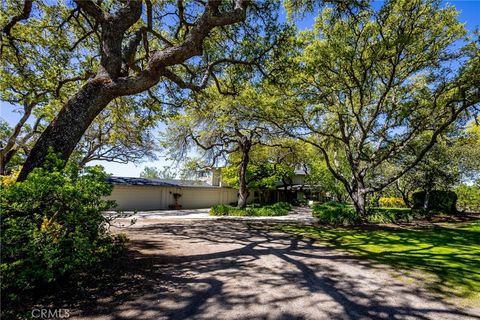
[31, 221, 480, 320]
[283, 221, 480, 298]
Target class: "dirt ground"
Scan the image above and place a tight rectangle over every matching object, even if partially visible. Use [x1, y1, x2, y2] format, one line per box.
[33, 219, 480, 320]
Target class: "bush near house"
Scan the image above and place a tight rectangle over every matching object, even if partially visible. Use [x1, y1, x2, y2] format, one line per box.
[210, 202, 292, 217]
[0, 154, 125, 310]
[412, 190, 457, 213]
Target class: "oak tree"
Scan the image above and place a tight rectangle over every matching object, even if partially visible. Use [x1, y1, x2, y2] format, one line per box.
[1, 0, 281, 181]
[162, 85, 277, 208]
[264, 0, 480, 217]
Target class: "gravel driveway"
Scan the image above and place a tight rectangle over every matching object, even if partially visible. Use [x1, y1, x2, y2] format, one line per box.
[67, 219, 479, 320]
[105, 206, 316, 223]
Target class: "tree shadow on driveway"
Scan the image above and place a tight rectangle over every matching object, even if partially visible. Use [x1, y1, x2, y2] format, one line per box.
[39, 221, 480, 320]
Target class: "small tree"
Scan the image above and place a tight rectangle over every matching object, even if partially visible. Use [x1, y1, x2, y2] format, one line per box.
[391, 138, 461, 207]
[221, 141, 303, 203]
[386, 121, 480, 206]
[163, 85, 279, 208]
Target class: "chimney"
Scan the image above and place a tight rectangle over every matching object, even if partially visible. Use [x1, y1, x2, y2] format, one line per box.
[211, 168, 221, 187]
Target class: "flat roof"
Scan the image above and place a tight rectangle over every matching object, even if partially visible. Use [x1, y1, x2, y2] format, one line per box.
[106, 176, 225, 188]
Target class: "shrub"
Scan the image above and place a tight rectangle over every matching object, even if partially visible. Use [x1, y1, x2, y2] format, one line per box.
[412, 190, 457, 213]
[255, 202, 292, 216]
[269, 201, 292, 214]
[228, 208, 251, 216]
[313, 199, 452, 226]
[209, 201, 292, 217]
[367, 207, 414, 223]
[312, 202, 360, 225]
[255, 207, 277, 216]
[313, 202, 421, 225]
[210, 204, 232, 216]
[378, 197, 406, 208]
[0, 154, 125, 308]
[0, 169, 19, 187]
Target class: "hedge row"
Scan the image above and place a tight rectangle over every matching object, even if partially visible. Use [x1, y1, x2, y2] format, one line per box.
[210, 202, 292, 217]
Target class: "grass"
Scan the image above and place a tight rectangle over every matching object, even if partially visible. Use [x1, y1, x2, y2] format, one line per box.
[280, 220, 480, 300]
[210, 202, 292, 217]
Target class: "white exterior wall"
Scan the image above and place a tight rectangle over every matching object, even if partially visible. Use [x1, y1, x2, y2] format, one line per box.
[106, 185, 238, 211]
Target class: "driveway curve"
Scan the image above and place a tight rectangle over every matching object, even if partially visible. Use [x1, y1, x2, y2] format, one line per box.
[67, 219, 479, 320]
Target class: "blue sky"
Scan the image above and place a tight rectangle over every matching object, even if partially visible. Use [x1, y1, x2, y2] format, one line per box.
[1, 1, 479, 177]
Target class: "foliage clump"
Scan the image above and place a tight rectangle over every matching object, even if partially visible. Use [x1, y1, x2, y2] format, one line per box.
[210, 202, 292, 217]
[378, 197, 407, 208]
[455, 184, 480, 212]
[366, 207, 417, 224]
[412, 190, 458, 213]
[312, 202, 360, 225]
[0, 154, 125, 308]
[313, 202, 431, 225]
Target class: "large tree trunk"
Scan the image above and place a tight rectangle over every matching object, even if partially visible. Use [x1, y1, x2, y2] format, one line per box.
[17, 81, 114, 181]
[0, 156, 7, 176]
[281, 177, 291, 202]
[14, 0, 250, 183]
[350, 185, 368, 219]
[395, 181, 412, 207]
[0, 149, 15, 176]
[237, 141, 251, 209]
[401, 192, 411, 208]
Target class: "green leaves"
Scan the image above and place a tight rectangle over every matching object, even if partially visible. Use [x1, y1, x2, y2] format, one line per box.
[1, 152, 122, 308]
[270, 0, 479, 214]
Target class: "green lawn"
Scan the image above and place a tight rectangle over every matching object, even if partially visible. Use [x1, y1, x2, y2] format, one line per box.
[281, 220, 480, 299]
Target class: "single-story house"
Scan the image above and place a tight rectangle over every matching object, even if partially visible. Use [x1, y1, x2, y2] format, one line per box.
[105, 176, 238, 211]
[106, 166, 331, 211]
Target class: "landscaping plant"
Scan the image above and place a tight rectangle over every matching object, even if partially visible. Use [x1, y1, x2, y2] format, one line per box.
[378, 197, 407, 208]
[412, 190, 458, 213]
[210, 202, 292, 217]
[312, 201, 430, 225]
[0, 153, 125, 310]
[312, 202, 360, 225]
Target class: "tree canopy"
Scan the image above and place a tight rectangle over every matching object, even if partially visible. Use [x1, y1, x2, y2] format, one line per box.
[1, 0, 479, 216]
[257, 0, 480, 216]
[162, 84, 280, 207]
[1, 0, 285, 181]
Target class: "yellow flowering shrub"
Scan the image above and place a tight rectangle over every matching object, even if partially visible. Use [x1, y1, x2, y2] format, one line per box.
[0, 169, 20, 188]
[379, 197, 407, 208]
